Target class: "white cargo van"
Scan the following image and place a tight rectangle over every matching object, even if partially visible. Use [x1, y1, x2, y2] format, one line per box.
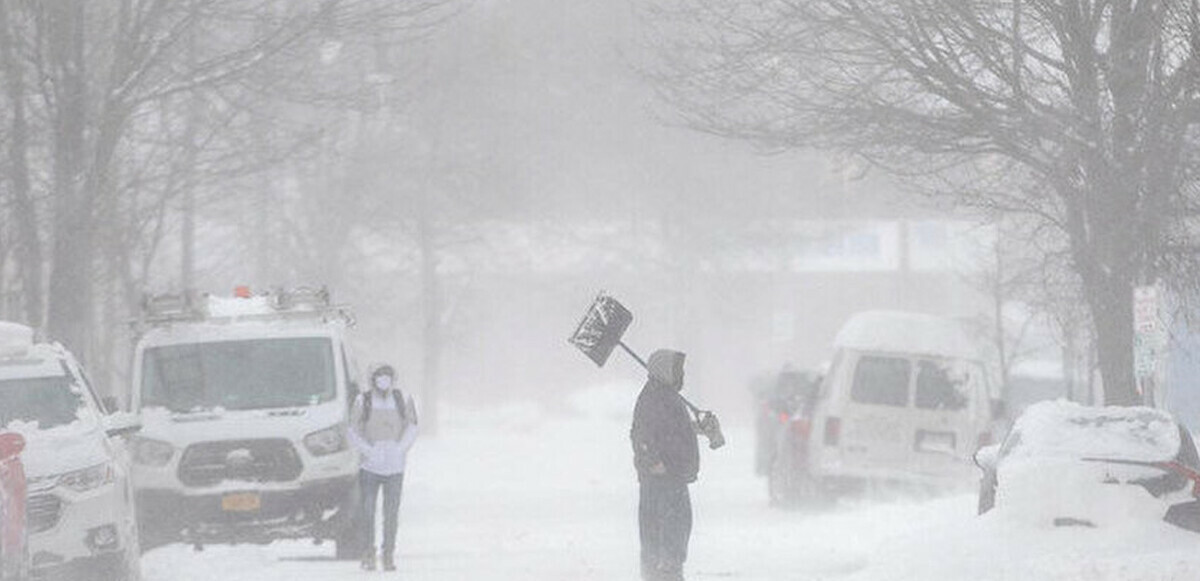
[128, 288, 361, 555]
[805, 311, 997, 496]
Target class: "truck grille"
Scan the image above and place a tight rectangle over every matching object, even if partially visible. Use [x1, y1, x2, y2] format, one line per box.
[27, 493, 62, 533]
[177, 439, 302, 488]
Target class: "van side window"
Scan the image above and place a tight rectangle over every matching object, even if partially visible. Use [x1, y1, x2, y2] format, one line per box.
[915, 360, 969, 411]
[851, 356, 910, 406]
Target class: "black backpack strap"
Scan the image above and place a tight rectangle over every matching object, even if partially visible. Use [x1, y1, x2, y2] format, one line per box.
[392, 390, 407, 423]
[362, 392, 373, 424]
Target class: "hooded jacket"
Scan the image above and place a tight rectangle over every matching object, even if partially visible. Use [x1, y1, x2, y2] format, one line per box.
[630, 349, 700, 484]
[349, 362, 419, 476]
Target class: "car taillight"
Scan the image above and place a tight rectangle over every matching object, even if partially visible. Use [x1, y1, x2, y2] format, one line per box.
[792, 418, 811, 438]
[824, 417, 841, 447]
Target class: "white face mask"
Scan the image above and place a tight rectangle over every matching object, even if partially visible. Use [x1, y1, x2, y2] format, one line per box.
[373, 375, 394, 391]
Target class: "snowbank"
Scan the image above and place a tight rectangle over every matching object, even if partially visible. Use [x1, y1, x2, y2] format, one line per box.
[140, 396, 1200, 581]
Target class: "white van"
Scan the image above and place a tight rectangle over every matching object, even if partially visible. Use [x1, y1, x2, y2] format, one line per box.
[805, 311, 997, 495]
[128, 288, 361, 555]
[0, 322, 142, 580]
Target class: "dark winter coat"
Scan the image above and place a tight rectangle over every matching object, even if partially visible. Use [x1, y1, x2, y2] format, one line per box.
[631, 350, 700, 484]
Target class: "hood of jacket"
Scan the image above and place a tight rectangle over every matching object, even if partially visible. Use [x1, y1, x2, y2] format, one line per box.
[647, 349, 686, 390]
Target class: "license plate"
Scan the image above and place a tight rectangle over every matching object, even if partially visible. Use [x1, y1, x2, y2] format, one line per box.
[221, 492, 261, 512]
[915, 430, 956, 454]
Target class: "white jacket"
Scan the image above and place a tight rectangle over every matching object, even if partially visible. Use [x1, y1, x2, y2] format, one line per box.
[348, 390, 419, 476]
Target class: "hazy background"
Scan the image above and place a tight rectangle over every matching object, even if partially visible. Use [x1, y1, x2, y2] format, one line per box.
[0, 0, 1037, 429]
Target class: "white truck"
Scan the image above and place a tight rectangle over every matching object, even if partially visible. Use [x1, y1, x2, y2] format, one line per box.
[128, 288, 361, 555]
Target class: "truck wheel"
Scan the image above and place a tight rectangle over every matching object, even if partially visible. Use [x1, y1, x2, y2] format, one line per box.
[977, 471, 997, 515]
[333, 484, 363, 560]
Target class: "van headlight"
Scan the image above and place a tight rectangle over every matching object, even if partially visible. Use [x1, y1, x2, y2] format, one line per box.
[58, 462, 116, 493]
[131, 437, 174, 467]
[304, 424, 347, 456]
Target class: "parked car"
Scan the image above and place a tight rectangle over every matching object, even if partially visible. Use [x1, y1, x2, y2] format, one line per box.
[751, 368, 821, 505]
[0, 431, 28, 581]
[975, 400, 1200, 532]
[803, 311, 999, 499]
[0, 323, 142, 581]
[129, 288, 361, 557]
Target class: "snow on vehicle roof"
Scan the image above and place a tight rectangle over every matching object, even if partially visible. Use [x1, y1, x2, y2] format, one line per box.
[0, 321, 33, 347]
[1003, 400, 1181, 462]
[206, 295, 277, 317]
[832, 310, 982, 360]
[0, 343, 66, 381]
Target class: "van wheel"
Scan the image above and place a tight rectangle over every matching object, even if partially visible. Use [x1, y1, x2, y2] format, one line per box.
[768, 455, 797, 507]
[977, 471, 997, 515]
[333, 485, 363, 560]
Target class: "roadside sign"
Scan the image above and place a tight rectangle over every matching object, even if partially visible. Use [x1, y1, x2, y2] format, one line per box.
[1133, 284, 1169, 401]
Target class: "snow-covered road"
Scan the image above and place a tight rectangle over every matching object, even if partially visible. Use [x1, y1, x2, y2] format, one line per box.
[140, 391, 1200, 580]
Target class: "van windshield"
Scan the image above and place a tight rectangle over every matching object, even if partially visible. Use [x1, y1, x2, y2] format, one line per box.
[0, 375, 86, 430]
[141, 337, 336, 412]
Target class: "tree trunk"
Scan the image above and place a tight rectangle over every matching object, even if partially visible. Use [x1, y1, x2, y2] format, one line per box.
[44, 0, 93, 356]
[418, 198, 440, 436]
[1080, 266, 1137, 406]
[0, 1, 44, 330]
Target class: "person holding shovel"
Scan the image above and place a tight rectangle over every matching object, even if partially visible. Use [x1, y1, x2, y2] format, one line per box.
[630, 349, 699, 581]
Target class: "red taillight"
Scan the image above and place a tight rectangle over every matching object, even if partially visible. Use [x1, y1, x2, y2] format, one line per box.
[792, 418, 812, 438]
[234, 285, 252, 298]
[824, 417, 841, 447]
[778, 412, 790, 425]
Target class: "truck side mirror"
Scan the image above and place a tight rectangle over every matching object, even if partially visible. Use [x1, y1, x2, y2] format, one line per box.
[973, 444, 1000, 471]
[103, 412, 142, 439]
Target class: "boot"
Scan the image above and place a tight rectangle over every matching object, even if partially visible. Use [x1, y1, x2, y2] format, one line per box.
[360, 550, 376, 571]
[382, 553, 396, 572]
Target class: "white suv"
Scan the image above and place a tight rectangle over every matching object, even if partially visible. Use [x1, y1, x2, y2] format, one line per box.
[0, 323, 142, 581]
[129, 288, 360, 556]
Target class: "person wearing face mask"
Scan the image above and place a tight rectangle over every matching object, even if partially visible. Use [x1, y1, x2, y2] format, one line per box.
[348, 363, 419, 572]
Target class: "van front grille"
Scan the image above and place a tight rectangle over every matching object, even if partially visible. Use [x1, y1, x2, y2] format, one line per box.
[177, 439, 302, 487]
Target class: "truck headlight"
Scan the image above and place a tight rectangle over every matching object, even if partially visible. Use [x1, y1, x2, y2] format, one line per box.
[304, 424, 347, 456]
[131, 437, 174, 467]
[59, 462, 115, 493]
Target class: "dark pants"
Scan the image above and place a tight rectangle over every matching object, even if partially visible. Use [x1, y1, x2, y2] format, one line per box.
[639, 480, 692, 579]
[359, 470, 405, 556]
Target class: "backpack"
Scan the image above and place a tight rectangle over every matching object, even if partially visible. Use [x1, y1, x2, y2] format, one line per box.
[361, 389, 415, 426]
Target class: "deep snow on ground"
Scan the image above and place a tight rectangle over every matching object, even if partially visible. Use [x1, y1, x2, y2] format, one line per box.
[141, 387, 1200, 580]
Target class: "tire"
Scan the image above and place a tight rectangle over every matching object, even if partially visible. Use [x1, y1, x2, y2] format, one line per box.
[768, 435, 821, 508]
[767, 440, 797, 507]
[333, 484, 363, 560]
[977, 470, 997, 515]
[334, 527, 362, 561]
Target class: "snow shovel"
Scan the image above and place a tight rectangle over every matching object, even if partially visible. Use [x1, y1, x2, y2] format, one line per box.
[568, 292, 725, 450]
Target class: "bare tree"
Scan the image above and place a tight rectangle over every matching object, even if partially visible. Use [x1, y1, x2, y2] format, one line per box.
[0, 0, 455, 370]
[643, 0, 1200, 405]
